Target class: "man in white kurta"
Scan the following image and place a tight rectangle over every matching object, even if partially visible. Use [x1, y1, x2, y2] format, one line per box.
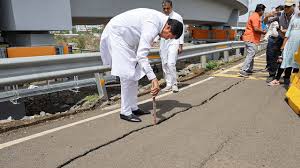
[160, 0, 184, 93]
[100, 8, 183, 122]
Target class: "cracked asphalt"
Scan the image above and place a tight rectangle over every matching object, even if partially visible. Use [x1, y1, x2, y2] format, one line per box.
[0, 64, 300, 168]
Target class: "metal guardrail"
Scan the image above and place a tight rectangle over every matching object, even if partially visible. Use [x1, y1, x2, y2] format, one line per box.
[0, 53, 110, 86]
[0, 41, 267, 103]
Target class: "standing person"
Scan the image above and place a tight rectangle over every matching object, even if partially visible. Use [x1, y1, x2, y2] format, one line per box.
[266, 0, 297, 86]
[100, 8, 183, 122]
[279, 1, 300, 82]
[160, 0, 184, 93]
[264, 5, 284, 82]
[239, 4, 267, 77]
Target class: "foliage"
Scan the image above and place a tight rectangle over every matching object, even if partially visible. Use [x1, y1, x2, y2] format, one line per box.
[54, 32, 100, 51]
[206, 60, 219, 70]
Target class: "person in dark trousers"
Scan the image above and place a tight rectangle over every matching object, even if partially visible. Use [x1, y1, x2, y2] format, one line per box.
[264, 0, 296, 86]
[264, 5, 284, 83]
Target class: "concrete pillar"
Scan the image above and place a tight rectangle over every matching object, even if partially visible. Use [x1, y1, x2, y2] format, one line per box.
[224, 51, 229, 62]
[201, 55, 207, 69]
[235, 48, 240, 56]
[94, 73, 108, 100]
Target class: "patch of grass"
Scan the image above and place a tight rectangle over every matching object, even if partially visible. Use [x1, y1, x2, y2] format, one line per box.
[206, 60, 220, 70]
[83, 94, 99, 103]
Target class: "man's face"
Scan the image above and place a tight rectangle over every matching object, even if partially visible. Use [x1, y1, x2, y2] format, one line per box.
[159, 24, 175, 39]
[162, 3, 172, 15]
[258, 10, 264, 16]
[276, 8, 280, 12]
[284, 5, 294, 14]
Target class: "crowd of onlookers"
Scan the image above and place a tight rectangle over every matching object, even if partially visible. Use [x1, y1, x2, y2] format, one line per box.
[240, 0, 300, 87]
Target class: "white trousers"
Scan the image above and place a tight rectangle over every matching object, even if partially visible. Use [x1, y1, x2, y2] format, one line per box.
[120, 77, 139, 116]
[161, 44, 179, 86]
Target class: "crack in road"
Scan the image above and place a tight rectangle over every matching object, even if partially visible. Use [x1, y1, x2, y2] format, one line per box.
[57, 79, 245, 168]
[198, 134, 237, 168]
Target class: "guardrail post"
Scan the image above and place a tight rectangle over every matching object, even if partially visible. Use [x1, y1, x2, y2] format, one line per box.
[94, 73, 108, 100]
[235, 48, 240, 57]
[201, 55, 207, 69]
[224, 51, 229, 63]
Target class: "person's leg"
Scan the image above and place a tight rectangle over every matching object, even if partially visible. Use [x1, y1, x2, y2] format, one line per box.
[248, 43, 258, 72]
[167, 44, 179, 92]
[120, 77, 141, 122]
[241, 42, 256, 76]
[293, 68, 299, 73]
[266, 38, 275, 69]
[129, 80, 139, 112]
[283, 67, 292, 85]
[162, 62, 172, 91]
[161, 49, 173, 91]
[275, 66, 284, 81]
[268, 66, 284, 86]
[268, 38, 280, 78]
[120, 77, 137, 116]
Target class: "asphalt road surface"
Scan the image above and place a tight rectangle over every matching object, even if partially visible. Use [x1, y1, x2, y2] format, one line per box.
[0, 55, 299, 168]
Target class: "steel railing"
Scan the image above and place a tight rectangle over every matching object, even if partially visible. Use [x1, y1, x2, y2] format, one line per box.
[0, 41, 267, 103]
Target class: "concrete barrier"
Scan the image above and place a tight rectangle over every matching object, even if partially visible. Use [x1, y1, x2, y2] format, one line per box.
[286, 46, 300, 115]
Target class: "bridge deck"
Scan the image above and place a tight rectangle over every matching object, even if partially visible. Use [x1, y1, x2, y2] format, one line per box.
[0, 54, 299, 168]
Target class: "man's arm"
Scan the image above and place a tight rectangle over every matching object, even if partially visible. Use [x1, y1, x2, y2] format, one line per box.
[136, 22, 158, 80]
[263, 11, 279, 24]
[253, 27, 266, 34]
[136, 22, 160, 95]
[252, 16, 266, 34]
[177, 14, 184, 54]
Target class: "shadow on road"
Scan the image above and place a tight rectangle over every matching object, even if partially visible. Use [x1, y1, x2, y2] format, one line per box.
[140, 99, 192, 121]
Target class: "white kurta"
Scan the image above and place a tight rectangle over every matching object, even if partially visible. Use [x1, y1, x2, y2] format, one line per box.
[264, 21, 279, 41]
[100, 8, 168, 116]
[160, 11, 184, 86]
[100, 8, 169, 81]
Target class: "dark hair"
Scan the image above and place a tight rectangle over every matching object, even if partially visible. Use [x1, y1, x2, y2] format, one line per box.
[255, 4, 266, 12]
[167, 19, 183, 39]
[276, 5, 284, 11]
[162, 0, 173, 7]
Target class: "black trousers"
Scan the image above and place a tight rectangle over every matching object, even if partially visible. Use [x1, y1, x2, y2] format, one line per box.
[266, 36, 284, 77]
[275, 67, 299, 80]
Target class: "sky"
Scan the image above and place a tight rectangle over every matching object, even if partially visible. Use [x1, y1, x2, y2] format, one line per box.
[239, 0, 286, 22]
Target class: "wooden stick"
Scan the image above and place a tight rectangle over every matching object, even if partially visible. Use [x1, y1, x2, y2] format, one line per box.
[152, 96, 157, 125]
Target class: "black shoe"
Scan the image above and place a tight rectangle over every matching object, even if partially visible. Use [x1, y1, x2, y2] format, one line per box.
[132, 109, 151, 115]
[246, 70, 254, 74]
[120, 114, 142, 122]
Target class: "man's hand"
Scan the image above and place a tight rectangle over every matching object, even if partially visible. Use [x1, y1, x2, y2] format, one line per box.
[267, 11, 278, 18]
[178, 45, 183, 54]
[151, 78, 160, 96]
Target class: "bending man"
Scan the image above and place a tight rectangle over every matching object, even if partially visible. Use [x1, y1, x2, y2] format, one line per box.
[100, 8, 183, 122]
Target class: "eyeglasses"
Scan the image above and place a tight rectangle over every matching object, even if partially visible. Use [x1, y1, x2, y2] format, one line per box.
[284, 5, 293, 8]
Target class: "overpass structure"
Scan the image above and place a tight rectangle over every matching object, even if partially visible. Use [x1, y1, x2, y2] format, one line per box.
[0, 0, 248, 47]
